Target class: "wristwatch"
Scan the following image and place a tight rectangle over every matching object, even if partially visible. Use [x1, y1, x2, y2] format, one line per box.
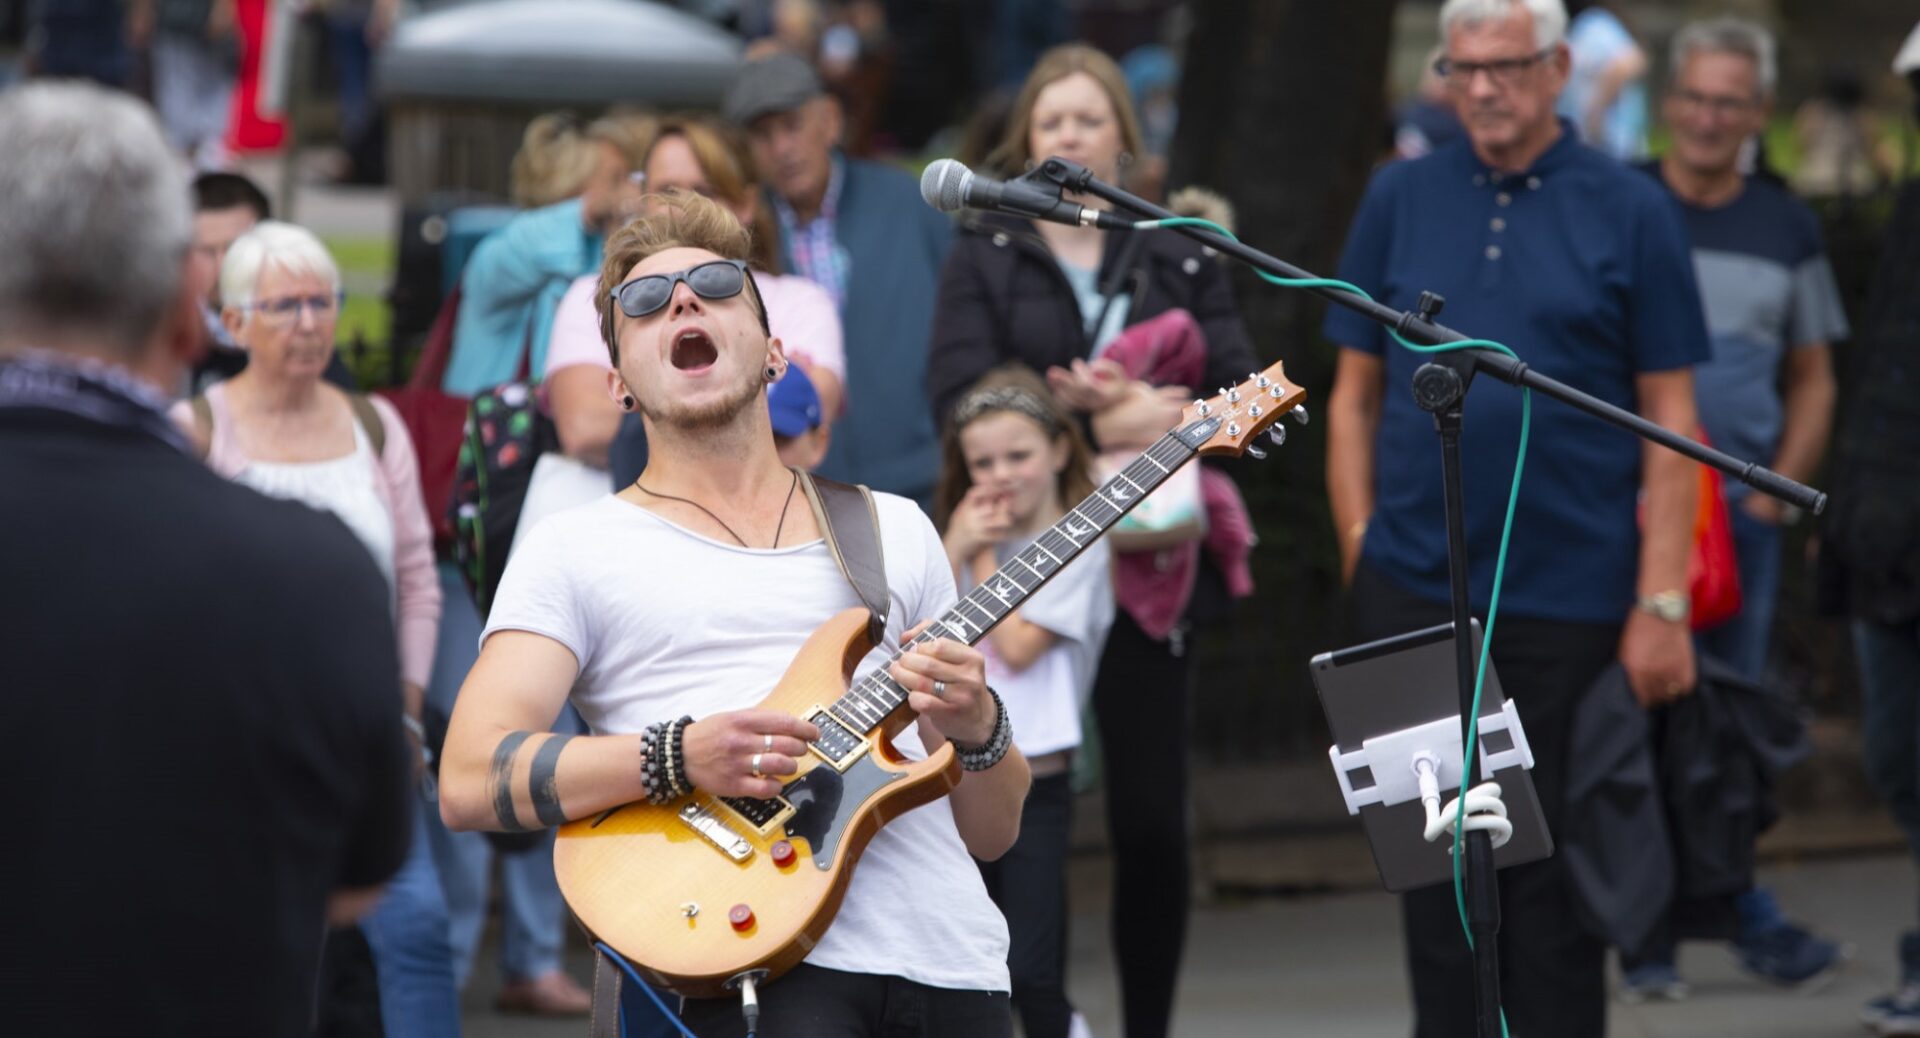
[1635, 589, 1690, 624]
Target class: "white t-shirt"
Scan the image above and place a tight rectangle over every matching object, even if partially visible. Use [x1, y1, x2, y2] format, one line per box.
[545, 270, 847, 391]
[964, 534, 1113, 758]
[483, 492, 1010, 992]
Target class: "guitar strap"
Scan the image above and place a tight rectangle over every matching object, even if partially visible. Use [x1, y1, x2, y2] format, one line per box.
[586, 469, 889, 1036]
[796, 469, 891, 644]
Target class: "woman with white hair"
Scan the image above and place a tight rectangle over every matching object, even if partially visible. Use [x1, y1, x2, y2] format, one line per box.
[169, 220, 459, 1037]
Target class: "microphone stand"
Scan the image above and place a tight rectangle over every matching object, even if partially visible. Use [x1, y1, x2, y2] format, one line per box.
[1027, 157, 1826, 1038]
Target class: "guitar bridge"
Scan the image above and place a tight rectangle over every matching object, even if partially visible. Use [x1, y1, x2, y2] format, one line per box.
[678, 801, 755, 862]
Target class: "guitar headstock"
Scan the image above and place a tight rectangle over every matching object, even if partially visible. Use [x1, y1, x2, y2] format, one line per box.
[1174, 361, 1308, 458]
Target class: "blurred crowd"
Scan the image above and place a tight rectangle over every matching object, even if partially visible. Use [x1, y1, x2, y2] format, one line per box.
[6, 1, 1920, 1038]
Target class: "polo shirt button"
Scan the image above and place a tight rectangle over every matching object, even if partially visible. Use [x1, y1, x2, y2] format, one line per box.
[1486, 245, 1502, 260]
[1527, 176, 1542, 190]
[1496, 192, 1512, 207]
[1473, 174, 1486, 186]
[1182, 257, 1201, 275]
[1490, 217, 1506, 232]
[992, 233, 1009, 247]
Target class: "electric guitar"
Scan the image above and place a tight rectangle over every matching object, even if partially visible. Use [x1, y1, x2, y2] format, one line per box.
[553, 363, 1307, 997]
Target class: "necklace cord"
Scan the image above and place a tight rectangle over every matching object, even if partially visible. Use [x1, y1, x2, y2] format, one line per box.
[634, 468, 801, 549]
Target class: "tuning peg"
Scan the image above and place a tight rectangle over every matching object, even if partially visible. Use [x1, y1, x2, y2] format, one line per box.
[1194, 399, 1211, 416]
[1245, 443, 1267, 460]
[1290, 405, 1310, 425]
[1268, 425, 1287, 447]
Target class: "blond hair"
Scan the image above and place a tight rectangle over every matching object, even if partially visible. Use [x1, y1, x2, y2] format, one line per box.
[596, 191, 768, 362]
[509, 112, 598, 208]
[644, 112, 783, 272]
[989, 43, 1144, 178]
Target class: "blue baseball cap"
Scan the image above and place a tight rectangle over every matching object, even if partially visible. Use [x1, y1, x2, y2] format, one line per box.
[768, 364, 822, 437]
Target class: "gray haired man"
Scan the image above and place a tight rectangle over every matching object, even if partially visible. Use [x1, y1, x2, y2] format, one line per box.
[1618, 15, 1850, 1003]
[0, 82, 411, 1036]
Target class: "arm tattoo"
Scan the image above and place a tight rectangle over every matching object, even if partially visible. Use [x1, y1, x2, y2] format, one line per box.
[529, 733, 576, 827]
[489, 730, 535, 832]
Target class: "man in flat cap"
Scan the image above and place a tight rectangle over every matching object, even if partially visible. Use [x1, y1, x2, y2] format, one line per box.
[727, 51, 953, 511]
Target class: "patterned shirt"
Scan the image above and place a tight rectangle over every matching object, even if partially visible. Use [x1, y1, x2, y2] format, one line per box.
[773, 154, 850, 308]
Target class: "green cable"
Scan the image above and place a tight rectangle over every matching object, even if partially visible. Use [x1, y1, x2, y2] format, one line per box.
[1144, 216, 1528, 1036]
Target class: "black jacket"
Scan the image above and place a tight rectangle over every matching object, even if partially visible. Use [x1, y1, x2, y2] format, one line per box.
[1564, 657, 1811, 957]
[924, 211, 1258, 436]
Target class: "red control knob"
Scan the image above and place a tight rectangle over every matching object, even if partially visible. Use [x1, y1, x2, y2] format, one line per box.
[729, 904, 755, 932]
[770, 840, 796, 867]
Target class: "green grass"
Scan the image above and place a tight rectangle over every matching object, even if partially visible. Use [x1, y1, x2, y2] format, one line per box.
[322, 234, 397, 388]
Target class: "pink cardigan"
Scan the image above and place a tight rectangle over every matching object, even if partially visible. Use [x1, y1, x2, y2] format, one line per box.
[171, 384, 441, 688]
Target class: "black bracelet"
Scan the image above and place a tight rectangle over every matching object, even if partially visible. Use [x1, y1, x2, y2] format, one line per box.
[667, 715, 694, 797]
[955, 687, 1013, 773]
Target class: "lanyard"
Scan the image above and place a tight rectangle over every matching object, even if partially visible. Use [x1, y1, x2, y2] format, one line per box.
[0, 350, 189, 454]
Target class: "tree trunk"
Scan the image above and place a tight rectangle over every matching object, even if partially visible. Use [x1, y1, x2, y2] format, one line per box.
[1169, 1, 1399, 763]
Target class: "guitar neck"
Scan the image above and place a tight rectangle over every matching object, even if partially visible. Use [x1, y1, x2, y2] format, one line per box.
[822, 432, 1200, 736]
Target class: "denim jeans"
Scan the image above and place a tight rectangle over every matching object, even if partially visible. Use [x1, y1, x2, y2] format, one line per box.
[362, 796, 463, 1038]
[1858, 617, 1920, 867]
[1696, 502, 1783, 682]
[424, 562, 570, 986]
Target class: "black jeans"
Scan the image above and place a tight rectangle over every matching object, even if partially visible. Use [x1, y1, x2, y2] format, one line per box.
[677, 964, 1012, 1037]
[1347, 563, 1618, 1038]
[1091, 610, 1194, 1038]
[977, 772, 1074, 1038]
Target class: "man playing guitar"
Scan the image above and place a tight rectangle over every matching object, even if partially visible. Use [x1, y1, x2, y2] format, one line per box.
[439, 192, 1029, 1036]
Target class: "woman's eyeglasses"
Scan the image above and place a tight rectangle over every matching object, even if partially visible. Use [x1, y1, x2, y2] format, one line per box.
[243, 291, 344, 325]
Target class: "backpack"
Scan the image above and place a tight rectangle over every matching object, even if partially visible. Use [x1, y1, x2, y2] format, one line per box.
[449, 381, 557, 618]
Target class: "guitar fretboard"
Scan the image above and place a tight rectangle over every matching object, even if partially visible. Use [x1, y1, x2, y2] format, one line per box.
[822, 430, 1203, 735]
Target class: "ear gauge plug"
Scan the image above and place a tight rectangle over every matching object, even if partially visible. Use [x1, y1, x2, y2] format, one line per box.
[765, 366, 781, 382]
[621, 396, 636, 411]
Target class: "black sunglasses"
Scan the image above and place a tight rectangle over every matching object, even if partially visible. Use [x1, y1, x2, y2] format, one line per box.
[603, 259, 769, 347]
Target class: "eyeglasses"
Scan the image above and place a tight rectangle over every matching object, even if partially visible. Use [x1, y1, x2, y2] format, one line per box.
[243, 291, 343, 325]
[1434, 48, 1553, 89]
[1669, 89, 1758, 118]
[615, 259, 752, 319]
[602, 259, 769, 347]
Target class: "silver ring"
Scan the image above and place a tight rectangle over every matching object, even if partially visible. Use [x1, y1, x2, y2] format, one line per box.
[932, 680, 948, 699]
[764, 734, 774, 753]
[749, 753, 765, 777]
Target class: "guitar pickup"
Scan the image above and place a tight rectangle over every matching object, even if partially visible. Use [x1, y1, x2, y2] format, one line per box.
[678, 802, 754, 862]
[806, 707, 869, 771]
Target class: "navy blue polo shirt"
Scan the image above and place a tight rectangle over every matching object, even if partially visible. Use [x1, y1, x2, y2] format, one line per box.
[1325, 122, 1709, 623]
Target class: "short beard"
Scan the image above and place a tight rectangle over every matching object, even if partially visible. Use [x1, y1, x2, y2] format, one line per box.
[641, 365, 765, 434]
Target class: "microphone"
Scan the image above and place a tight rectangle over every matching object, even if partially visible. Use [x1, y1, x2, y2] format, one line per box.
[919, 159, 1133, 230]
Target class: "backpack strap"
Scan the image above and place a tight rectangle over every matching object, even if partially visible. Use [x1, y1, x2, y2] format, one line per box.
[798, 470, 890, 645]
[349, 393, 387, 457]
[185, 393, 213, 460]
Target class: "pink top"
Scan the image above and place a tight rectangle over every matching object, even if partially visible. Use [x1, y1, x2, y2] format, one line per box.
[170, 383, 442, 688]
[545, 270, 847, 394]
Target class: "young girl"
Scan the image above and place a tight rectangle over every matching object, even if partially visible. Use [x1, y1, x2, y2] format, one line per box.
[935, 368, 1115, 1038]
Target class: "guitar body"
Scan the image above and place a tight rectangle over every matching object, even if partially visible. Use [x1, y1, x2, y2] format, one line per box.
[554, 606, 962, 998]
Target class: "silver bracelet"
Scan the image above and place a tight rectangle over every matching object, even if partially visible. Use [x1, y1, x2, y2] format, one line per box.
[955, 687, 1013, 773]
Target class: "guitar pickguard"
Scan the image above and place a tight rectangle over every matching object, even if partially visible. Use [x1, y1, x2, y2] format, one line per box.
[783, 753, 903, 870]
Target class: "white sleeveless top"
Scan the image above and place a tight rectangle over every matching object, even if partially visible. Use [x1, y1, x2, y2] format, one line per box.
[234, 420, 398, 598]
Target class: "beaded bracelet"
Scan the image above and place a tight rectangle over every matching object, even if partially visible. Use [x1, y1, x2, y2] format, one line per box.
[667, 715, 694, 796]
[955, 687, 1013, 773]
[639, 722, 669, 805]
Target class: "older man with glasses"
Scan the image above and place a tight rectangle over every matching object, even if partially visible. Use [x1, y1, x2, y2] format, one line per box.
[1619, 15, 1850, 1005]
[1324, 1, 1709, 1034]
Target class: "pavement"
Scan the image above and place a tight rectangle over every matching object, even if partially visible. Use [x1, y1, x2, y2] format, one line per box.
[457, 849, 1918, 1038]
